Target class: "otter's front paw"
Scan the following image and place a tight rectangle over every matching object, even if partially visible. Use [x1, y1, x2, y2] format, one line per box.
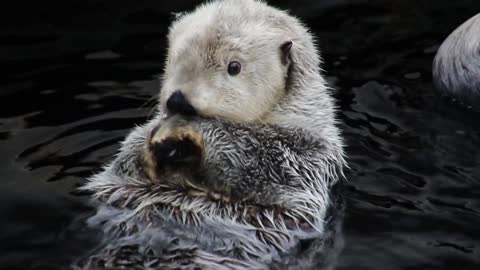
[143, 117, 203, 181]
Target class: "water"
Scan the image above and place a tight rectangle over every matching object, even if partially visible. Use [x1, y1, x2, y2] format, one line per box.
[1, 0, 479, 269]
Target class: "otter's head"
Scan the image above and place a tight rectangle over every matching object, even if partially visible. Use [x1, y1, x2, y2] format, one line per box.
[159, 0, 303, 122]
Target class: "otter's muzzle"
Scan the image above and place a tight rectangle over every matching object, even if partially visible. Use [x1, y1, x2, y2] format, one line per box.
[166, 91, 197, 116]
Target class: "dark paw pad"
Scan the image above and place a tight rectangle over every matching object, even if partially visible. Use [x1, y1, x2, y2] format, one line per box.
[151, 137, 202, 164]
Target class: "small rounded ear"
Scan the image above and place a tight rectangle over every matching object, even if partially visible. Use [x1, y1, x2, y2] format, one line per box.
[280, 41, 293, 66]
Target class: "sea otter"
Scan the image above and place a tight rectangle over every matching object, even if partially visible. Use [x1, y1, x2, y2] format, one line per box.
[78, 0, 345, 269]
[433, 13, 480, 110]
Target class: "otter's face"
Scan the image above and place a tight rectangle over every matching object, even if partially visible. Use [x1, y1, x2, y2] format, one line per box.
[160, 20, 292, 122]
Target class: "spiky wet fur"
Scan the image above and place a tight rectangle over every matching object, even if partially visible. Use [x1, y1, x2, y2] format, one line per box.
[78, 0, 346, 269]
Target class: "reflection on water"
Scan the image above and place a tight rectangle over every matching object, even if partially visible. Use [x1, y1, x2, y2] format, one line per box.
[1, 0, 479, 269]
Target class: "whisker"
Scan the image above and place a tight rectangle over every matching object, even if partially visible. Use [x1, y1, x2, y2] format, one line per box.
[146, 104, 160, 120]
[139, 93, 159, 109]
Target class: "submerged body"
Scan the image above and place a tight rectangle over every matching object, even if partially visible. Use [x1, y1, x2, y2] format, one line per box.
[79, 0, 345, 269]
[80, 117, 344, 269]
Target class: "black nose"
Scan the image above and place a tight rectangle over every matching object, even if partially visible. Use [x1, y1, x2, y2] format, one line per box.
[166, 91, 197, 116]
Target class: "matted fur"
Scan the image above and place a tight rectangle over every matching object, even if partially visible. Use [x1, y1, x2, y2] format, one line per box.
[78, 0, 346, 269]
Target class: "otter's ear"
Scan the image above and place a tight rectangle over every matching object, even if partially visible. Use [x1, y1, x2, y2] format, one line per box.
[280, 41, 293, 66]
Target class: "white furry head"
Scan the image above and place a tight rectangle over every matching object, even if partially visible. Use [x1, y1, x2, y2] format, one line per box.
[160, 0, 324, 123]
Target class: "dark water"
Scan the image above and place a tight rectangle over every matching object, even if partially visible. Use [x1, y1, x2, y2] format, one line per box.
[1, 0, 480, 269]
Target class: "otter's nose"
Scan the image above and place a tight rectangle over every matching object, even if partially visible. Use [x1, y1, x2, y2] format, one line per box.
[166, 90, 197, 116]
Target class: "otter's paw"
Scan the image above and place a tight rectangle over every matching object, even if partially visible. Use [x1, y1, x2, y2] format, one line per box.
[144, 117, 203, 180]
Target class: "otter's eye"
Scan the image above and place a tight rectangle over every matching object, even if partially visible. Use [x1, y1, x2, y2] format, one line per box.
[227, 61, 241, 76]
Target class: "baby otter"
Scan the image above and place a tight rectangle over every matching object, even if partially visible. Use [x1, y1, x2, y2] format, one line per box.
[79, 0, 346, 269]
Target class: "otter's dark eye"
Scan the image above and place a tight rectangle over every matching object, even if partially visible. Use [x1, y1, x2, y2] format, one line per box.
[227, 61, 241, 76]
